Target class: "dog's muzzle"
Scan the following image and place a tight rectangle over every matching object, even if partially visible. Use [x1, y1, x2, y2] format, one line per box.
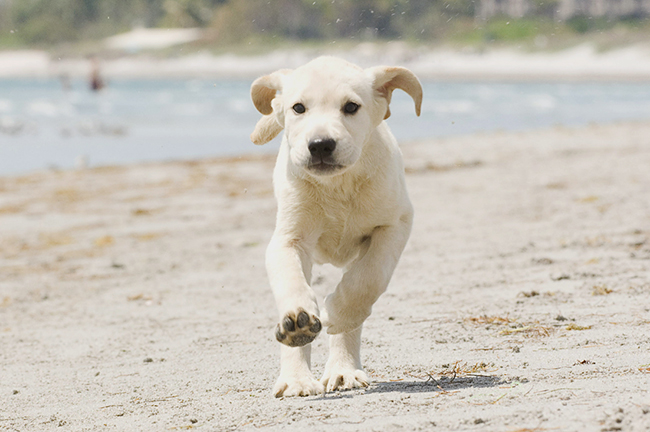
[307, 138, 342, 174]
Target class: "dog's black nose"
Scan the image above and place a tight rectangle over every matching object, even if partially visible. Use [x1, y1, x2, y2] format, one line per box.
[308, 138, 336, 159]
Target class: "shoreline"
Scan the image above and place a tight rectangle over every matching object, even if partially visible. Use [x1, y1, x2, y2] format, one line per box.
[2, 42, 650, 80]
[1, 119, 649, 180]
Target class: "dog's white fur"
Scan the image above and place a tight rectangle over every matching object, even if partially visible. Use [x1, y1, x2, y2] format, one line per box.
[250, 56, 422, 397]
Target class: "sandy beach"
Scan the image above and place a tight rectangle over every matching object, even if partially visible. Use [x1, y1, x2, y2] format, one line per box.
[2, 42, 650, 80]
[1, 121, 650, 431]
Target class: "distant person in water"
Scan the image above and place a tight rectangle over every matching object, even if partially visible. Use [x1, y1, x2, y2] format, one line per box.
[90, 57, 105, 92]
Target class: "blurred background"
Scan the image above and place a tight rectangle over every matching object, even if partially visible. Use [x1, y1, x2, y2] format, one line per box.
[1, 0, 650, 175]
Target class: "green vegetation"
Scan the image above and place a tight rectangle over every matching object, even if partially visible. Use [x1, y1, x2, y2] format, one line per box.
[0, 0, 648, 50]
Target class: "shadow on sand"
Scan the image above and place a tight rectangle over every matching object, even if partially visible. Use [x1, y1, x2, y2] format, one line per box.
[313, 374, 505, 400]
[365, 374, 505, 395]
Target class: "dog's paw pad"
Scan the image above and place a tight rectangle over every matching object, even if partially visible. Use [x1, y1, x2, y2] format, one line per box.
[275, 310, 321, 347]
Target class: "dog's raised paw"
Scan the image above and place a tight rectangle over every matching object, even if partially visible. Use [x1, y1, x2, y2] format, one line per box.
[275, 310, 322, 347]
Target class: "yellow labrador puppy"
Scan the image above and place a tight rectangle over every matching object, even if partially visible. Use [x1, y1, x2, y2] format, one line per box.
[250, 56, 422, 397]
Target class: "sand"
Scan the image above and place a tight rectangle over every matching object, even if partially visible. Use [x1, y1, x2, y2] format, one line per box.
[104, 28, 204, 51]
[1, 121, 650, 431]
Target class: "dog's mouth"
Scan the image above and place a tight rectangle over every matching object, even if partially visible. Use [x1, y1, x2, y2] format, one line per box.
[307, 162, 343, 175]
[307, 160, 344, 175]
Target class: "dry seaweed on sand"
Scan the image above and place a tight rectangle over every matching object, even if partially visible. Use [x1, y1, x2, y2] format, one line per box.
[402, 361, 497, 391]
[566, 323, 592, 331]
[466, 315, 515, 325]
[467, 315, 553, 338]
[439, 361, 497, 379]
[499, 325, 553, 337]
[592, 285, 614, 295]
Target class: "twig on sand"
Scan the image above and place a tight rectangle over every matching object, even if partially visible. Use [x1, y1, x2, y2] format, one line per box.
[440, 361, 496, 377]
[490, 392, 508, 404]
[423, 373, 446, 391]
[404, 361, 499, 391]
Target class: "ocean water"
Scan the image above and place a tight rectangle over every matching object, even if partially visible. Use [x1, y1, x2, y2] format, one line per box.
[1, 78, 650, 175]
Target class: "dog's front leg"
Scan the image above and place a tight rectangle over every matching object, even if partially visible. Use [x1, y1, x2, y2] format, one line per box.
[267, 234, 322, 346]
[266, 233, 324, 397]
[322, 215, 412, 335]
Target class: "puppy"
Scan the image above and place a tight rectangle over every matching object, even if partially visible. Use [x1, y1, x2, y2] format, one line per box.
[250, 56, 422, 397]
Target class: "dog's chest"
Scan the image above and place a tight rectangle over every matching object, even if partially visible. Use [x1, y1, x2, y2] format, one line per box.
[311, 198, 379, 267]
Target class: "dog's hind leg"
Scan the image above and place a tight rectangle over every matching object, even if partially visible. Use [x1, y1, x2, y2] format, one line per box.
[321, 211, 413, 335]
[273, 344, 324, 397]
[320, 326, 369, 392]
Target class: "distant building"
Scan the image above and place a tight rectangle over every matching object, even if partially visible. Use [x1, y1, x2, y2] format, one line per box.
[478, 0, 650, 20]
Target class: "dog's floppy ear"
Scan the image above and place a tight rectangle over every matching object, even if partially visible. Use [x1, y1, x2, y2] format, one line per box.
[368, 66, 423, 120]
[251, 111, 283, 145]
[250, 69, 291, 115]
[250, 70, 291, 145]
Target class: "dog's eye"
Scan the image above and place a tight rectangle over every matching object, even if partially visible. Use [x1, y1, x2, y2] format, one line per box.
[343, 102, 360, 115]
[293, 103, 306, 114]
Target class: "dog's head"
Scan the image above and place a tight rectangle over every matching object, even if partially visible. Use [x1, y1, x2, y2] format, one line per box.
[250, 56, 422, 177]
